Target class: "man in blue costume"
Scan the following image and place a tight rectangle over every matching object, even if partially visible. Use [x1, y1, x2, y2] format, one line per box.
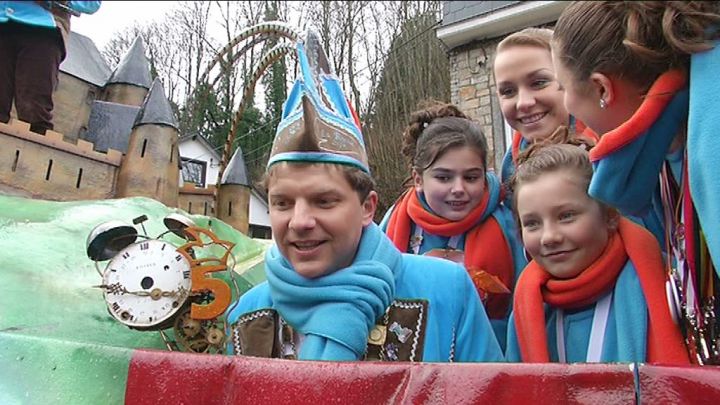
[225, 31, 502, 363]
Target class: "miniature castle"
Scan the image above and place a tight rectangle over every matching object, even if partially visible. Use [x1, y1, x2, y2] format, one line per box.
[0, 33, 252, 234]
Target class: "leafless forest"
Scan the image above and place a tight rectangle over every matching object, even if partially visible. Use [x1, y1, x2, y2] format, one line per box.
[103, 1, 450, 218]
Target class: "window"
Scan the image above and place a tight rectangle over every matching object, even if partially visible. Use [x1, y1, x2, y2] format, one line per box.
[181, 158, 207, 187]
[249, 225, 272, 239]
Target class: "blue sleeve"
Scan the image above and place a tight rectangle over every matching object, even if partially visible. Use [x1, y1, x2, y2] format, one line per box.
[68, 1, 101, 14]
[225, 282, 271, 324]
[378, 203, 395, 231]
[504, 311, 522, 362]
[452, 264, 504, 362]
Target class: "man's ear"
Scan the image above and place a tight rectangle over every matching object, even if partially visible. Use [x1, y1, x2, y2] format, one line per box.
[362, 191, 378, 226]
[589, 72, 615, 108]
[412, 168, 423, 194]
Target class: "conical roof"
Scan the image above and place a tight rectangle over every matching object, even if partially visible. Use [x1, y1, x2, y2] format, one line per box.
[61, 31, 111, 87]
[133, 78, 178, 129]
[221, 146, 250, 186]
[107, 36, 152, 88]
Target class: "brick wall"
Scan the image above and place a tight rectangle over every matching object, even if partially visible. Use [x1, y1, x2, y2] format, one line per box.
[449, 38, 506, 172]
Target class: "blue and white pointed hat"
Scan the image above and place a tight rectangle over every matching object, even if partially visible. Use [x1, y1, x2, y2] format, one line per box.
[267, 29, 369, 173]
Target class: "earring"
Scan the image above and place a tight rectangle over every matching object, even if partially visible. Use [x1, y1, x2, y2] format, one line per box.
[599, 98, 607, 109]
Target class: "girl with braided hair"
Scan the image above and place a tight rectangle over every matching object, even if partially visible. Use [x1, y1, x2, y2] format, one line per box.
[381, 101, 526, 352]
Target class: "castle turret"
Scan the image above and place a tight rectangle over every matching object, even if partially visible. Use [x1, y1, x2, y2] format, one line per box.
[102, 37, 152, 106]
[217, 146, 250, 234]
[115, 78, 179, 207]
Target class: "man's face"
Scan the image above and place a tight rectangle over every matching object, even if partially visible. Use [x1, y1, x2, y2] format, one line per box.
[268, 163, 376, 278]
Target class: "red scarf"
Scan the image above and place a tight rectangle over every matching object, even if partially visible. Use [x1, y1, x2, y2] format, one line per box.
[513, 218, 689, 364]
[510, 131, 524, 163]
[385, 188, 514, 319]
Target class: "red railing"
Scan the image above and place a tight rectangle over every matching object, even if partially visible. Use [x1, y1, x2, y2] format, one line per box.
[126, 349, 720, 404]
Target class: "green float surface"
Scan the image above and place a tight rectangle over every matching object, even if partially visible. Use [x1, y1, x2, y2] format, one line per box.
[0, 195, 267, 404]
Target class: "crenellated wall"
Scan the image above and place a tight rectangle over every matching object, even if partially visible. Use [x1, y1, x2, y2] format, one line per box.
[178, 183, 215, 216]
[0, 31, 254, 236]
[1, 70, 254, 234]
[0, 119, 121, 201]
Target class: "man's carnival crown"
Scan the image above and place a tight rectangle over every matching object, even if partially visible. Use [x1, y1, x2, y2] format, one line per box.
[267, 29, 369, 173]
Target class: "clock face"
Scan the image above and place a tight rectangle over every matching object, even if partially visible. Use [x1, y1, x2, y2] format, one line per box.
[103, 239, 191, 329]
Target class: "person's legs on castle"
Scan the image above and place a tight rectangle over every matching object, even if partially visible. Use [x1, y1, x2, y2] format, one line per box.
[0, 23, 18, 125]
[4, 22, 63, 133]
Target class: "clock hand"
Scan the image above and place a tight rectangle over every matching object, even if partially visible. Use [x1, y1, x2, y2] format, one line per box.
[125, 287, 188, 300]
[94, 285, 188, 300]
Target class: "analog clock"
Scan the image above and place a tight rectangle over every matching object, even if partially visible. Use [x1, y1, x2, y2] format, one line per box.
[103, 239, 191, 330]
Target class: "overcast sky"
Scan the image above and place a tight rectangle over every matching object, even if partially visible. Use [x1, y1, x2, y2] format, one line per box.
[72, 1, 179, 50]
[71, 1, 374, 110]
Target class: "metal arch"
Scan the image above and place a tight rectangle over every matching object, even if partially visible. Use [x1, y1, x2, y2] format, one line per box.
[212, 43, 296, 199]
[196, 21, 301, 87]
[207, 35, 293, 90]
[186, 20, 303, 216]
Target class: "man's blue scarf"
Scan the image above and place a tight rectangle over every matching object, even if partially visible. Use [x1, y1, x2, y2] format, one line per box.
[265, 223, 401, 361]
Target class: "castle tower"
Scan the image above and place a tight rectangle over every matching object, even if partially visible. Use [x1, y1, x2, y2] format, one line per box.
[217, 146, 250, 234]
[102, 37, 152, 107]
[115, 78, 180, 207]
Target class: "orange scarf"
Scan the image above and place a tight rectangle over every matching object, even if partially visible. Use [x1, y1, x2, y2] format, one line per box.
[385, 188, 514, 319]
[589, 70, 686, 161]
[513, 218, 689, 364]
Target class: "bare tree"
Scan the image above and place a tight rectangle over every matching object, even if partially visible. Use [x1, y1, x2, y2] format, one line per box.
[363, 4, 448, 219]
[101, 0, 446, 202]
[101, 2, 214, 107]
